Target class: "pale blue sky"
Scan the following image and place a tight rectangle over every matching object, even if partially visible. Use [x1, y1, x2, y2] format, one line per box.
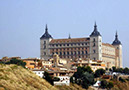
[0, 0, 129, 67]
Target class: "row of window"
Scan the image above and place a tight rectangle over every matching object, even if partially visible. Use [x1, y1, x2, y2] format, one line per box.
[52, 47, 88, 51]
[49, 43, 88, 47]
[60, 55, 89, 58]
[51, 51, 88, 55]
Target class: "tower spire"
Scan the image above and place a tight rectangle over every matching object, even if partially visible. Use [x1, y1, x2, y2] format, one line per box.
[68, 33, 71, 39]
[40, 24, 53, 39]
[90, 22, 101, 37]
[115, 31, 118, 40]
[45, 24, 48, 33]
[112, 31, 121, 45]
[94, 21, 97, 31]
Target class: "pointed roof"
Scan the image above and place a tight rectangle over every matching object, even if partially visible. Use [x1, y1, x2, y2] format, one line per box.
[40, 24, 53, 39]
[90, 22, 101, 37]
[68, 34, 71, 39]
[112, 31, 121, 45]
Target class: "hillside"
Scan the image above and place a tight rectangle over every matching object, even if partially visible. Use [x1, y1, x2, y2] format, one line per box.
[0, 64, 57, 90]
[0, 64, 86, 90]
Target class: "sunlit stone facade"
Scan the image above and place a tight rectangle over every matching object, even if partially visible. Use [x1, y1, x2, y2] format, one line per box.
[40, 23, 122, 68]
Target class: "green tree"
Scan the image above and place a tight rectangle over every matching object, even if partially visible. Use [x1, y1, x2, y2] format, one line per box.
[112, 66, 116, 72]
[107, 82, 114, 89]
[81, 72, 94, 89]
[43, 71, 53, 85]
[73, 66, 94, 89]
[119, 77, 125, 83]
[5, 58, 26, 68]
[100, 80, 107, 89]
[94, 68, 105, 78]
[123, 67, 129, 74]
[82, 66, 93, 74]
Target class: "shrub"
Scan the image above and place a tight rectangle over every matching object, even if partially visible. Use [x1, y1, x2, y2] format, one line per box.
[5, 58, 26, 68]
[100, 80, 107, 89]
[107, 82, 114, 89]
[43, 71, 53, 85]
[94, 68, 105, 78]
[119, 77, 125, 82]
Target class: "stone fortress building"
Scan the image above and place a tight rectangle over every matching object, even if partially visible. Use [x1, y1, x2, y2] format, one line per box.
[40, 23, 122, 68]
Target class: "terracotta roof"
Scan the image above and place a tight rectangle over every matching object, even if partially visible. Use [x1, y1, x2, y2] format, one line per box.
[50, 37, 90, 43]
[102, 43, 115, 48]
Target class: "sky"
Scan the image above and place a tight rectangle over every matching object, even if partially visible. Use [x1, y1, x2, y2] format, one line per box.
[0, 0, 129, 67]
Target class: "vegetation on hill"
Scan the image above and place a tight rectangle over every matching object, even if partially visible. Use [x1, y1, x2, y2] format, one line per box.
[72, 66, 95, 89]
[0, 64, 87, 90]
[0, 64, 57, 90]
[5, 58, 26, 67]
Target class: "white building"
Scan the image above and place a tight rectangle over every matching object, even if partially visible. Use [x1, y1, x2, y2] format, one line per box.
[54, 76, 70, 86]
[33, 70, 44, 78]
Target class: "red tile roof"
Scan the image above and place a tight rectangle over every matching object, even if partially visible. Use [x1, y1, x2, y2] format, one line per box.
[50, 37, 90, 43]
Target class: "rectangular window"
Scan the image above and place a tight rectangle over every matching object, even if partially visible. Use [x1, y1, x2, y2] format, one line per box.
[44, 41, 46, 44]
[93, 50, 96, 53]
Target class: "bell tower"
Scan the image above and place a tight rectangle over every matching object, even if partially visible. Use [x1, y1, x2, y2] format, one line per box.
[90, 22, 102, 61]
[112, 31, 122, 68]
[40, 24, 53, 60]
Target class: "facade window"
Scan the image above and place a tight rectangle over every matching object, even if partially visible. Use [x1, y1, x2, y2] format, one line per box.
[44, 45, 46, 49]
[71, 52, 73, 55]
[67, 52, 69, 55]
[93, 50, 96, 53]
[44, 41, 46, 44]
[85, 43, 87, 45]
[56, 44, 58, 47]
[60, 52, 62, 55]
[67, 44, 69, 46]
[93, 58, 96, 60]
[85, 51, 88, 54]
[82, 51, 84, 55]
[64, 52, 65, 55]
[78, 51, 80, 55]
[71, 44, 73, 46]
[93, 43, 96, 47]
[44, 52, 46, 55]
[93, 38, 95, 42]
[74, 51, 76, 55]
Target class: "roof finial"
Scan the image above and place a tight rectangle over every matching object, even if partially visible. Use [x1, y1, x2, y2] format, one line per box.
[68, 33, 71, 39]
[112, 30, 121, 45]
[45, 24, 48, 33]
[115, 30, 118, 40]
[94, 21, 97, 31]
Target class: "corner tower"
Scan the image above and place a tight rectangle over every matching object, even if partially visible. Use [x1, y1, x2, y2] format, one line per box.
[40, 24, 53, 60]
[112, 31, 122, 68]
[90, 22, 102, 60]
